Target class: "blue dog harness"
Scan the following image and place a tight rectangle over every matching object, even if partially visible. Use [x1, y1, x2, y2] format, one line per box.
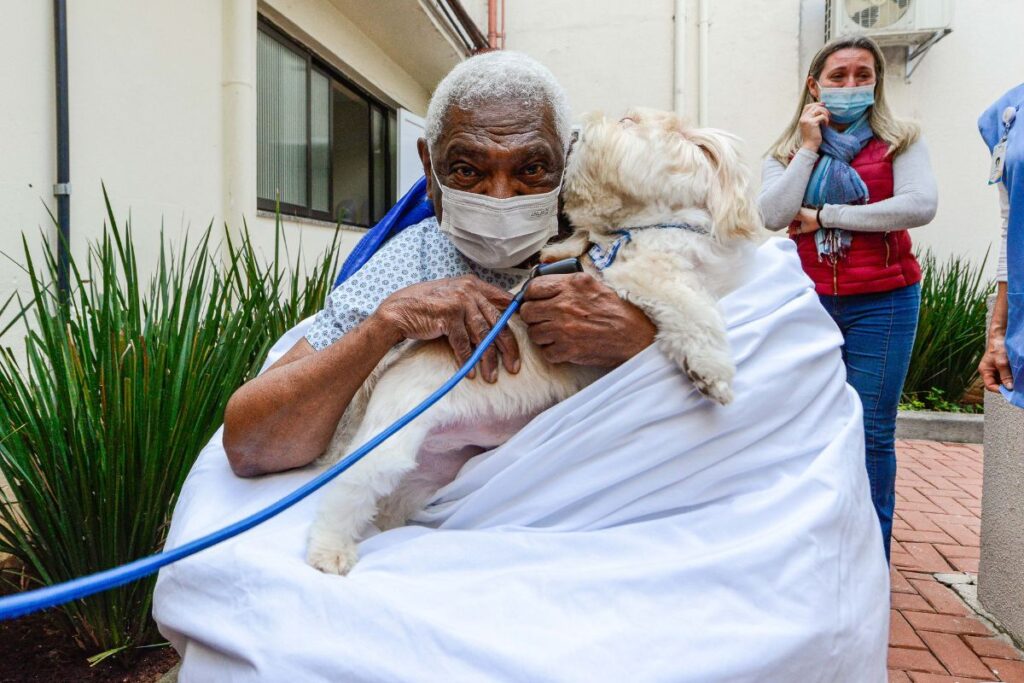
[587, 223, 709, 271]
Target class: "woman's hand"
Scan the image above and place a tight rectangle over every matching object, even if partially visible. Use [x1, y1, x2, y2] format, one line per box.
[788, 207, 821, 237]
[798, 102, 830, 152]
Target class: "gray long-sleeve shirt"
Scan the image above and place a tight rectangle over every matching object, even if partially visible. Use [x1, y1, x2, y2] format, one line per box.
[758, 138, 938, 233]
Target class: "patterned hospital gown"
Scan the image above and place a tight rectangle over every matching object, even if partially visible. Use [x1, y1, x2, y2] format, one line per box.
[305, 217, 528, 350]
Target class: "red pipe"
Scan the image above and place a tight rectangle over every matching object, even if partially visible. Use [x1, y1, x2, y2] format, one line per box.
[488, 0, 498, 49]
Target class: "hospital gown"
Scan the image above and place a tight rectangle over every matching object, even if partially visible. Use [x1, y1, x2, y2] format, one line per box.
[305, 217, 525, 351]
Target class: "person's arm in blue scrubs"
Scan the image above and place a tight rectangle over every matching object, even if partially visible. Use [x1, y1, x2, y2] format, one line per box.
[980, 184, 1013, 392]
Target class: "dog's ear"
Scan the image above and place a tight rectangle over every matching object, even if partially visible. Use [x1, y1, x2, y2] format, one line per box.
[686, 128, 763, 242]
[560, 112, 626, 232]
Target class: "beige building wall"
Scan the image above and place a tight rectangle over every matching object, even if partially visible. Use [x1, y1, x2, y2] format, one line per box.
[698, 1, 804, 177]
[467, 0, 802, 169]
[5, 1, 1019, 328]
[0, 0, 473, 564]
[887, 4, 1022, 273]
[0, 0, 464, 354]
[1, 2, 227, 311]
[473, 0, 1019, 277]
[799, 0, 1023, 273]
[484, 0, 677, 114]
[0, 3, 58, 349]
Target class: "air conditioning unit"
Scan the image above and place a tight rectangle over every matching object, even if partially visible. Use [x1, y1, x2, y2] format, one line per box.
[825, 0, 953, 47]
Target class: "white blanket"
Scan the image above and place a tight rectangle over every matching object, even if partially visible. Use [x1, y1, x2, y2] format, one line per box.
[154, 239, 888, 682]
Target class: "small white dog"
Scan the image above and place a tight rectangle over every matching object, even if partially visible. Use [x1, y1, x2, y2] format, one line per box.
[307, 108, 764, 575]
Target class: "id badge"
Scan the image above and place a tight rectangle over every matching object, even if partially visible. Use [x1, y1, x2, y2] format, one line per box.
[990, 105, 1017, 185]
[989, 138, 1007, 185]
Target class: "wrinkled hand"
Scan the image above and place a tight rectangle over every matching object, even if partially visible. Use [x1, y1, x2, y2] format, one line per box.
[979, 330, 1014, 392]
[789, 207, 821, 237]
[374, 276, 520, 382]
[519, 272, 655, 366]
[799, 102, 829, 152]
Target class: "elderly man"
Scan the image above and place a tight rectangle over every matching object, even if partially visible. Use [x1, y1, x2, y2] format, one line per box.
[155, 52, 889, 682]
[222, 53, 653, 478]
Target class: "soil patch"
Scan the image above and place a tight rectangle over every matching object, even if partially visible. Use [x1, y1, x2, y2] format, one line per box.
[0, 590, 178, 683]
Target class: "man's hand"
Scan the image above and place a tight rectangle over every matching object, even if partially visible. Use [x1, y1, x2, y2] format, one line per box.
[374, 275, 520, 382]
[519, 272, 655, 366]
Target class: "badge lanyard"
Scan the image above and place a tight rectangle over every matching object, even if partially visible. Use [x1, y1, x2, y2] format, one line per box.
[989, 105, 1018, 185]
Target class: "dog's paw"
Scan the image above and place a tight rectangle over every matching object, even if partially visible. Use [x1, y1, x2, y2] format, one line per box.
[691, 375, 734, 405]
[683, 355, 735, 406]
[307, 539, 359, 576]
[540, 233, 588, 263]
[539, 244, 577, 263]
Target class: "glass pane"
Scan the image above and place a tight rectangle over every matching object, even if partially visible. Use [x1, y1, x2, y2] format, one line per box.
[310, 70, 330, 214]
[371, 107, 387, 223]
[257, 30, 307, 207]
[330, 82, 370, 225]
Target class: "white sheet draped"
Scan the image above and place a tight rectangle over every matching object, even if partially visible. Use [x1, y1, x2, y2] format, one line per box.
[154, 239, 889, 682]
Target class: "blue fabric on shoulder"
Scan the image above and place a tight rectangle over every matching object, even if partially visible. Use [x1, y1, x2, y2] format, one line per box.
[979, 82, 1024, 408]
[333, 176, 435, 289]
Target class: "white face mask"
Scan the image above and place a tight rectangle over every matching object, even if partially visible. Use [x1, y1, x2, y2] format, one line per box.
[431, 166, 561, 269]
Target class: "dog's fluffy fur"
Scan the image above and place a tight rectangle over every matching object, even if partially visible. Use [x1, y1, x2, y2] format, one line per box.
[307, 108, 765, 575]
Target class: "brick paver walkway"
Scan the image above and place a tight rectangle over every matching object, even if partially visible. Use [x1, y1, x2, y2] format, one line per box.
[889, 439, 1024, 682]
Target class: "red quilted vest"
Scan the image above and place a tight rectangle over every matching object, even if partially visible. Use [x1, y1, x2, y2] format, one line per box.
[793, 138, 922, 296]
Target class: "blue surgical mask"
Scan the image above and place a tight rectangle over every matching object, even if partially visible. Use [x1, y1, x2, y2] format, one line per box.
[817, 83, 875, 124]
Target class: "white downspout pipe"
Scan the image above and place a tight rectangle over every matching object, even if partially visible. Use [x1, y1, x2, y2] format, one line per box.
[222, 0, 257, 245]
[673, 0, 686, 116]
[698, 0, 710, 126]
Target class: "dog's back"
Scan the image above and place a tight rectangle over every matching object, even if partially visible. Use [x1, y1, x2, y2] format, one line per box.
[308, 319, 602, 574]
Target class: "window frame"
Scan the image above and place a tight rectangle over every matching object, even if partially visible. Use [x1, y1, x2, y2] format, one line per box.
[257, 18, 395, 227]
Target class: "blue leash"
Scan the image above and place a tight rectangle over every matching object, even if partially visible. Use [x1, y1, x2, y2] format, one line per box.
[0, 258, 581, 622]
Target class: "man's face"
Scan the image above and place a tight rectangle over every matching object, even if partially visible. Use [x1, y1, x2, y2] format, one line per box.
[418, 101, 565, 220]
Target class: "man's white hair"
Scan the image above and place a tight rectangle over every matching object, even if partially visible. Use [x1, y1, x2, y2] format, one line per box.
[425, 51, 571, 152]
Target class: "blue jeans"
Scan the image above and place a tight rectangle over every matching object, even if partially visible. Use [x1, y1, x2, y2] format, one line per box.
[818, 283, 921, 562]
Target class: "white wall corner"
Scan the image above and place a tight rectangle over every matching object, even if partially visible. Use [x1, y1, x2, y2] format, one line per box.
[222, 0, 258, 247]
[799, 0, 827, 76]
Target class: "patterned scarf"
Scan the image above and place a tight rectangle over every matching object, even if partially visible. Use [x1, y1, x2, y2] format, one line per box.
[802, 114, 874, 261]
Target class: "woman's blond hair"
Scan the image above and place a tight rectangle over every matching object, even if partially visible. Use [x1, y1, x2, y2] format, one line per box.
[768, 35, 920, 164]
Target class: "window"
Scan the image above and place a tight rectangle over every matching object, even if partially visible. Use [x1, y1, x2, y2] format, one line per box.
[257, 22, 396, 226]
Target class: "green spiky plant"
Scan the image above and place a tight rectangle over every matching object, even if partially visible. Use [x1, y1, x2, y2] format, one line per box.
[902, 250, 994, 410]
[0, 191, 340, 662]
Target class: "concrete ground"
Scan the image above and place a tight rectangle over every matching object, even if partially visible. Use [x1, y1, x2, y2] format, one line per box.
[888, 439, 1024, 682]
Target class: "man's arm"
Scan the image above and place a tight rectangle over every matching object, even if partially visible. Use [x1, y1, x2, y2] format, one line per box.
[223, 316, 400, 477]
[979, 184, 1013, 394]
[223, 276, 520, 477]
[518, 272, 655, 366]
